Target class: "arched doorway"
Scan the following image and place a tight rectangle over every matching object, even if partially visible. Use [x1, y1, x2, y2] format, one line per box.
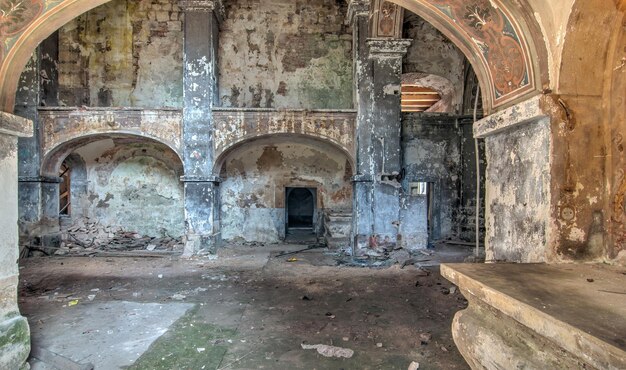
[286, 187, 316, 229]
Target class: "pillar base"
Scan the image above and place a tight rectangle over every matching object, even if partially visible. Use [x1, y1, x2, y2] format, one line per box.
[182, 234, 218, 257]
[0, 315, 30, 370]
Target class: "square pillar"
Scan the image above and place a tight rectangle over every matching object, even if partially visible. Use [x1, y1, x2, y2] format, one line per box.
[0, 112, 33, 369]
[179, 0, 224, 255]
[351, 31, 412, 255]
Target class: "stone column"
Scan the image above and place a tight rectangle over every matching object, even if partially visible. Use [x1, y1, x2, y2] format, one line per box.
[347, 0, 373, 255]
[179, 0, 224, 255]
[0, 111, 33, 369]
[352, 36, 411, 256]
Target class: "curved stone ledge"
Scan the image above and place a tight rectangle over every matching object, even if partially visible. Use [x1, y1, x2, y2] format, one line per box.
[441, 263, 626, 370]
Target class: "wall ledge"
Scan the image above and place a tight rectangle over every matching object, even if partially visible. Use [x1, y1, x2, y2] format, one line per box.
[474, 95, 545, 138]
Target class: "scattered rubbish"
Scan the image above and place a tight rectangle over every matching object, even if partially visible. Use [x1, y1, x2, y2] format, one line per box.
[408, 361, 420, 370]
[90, 288, 100, 292]
[196, 348, 205, 353]
[87, 294, 96, 301]
[440, 346, 448, 352]
[287, 257, 298, 262]
[171, 294, 186, 300]
[276, 244, 325, 258]
[449, 286, 457, 294]
[302, 295, 312, 301]
[342, 337, 349, 341]
[301, 343, 354, 358]
[376, 342, 383, 348]
[419, 332, 432, 345]
[441, 287, 450, 295]
[158, 274, 163, 279]
[68, 300, 79, 307]
[587, 278, 594, 282]
[146, 244, 157, 251]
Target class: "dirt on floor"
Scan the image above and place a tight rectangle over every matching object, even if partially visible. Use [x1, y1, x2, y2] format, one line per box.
[18, 244, 471, 370]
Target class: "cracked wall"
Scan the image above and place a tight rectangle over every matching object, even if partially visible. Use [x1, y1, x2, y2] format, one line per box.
[220, 140, 352, 243]
[57, 0, 183, 107]
[66, 138, 184, 238]
[218, 0, 353, 109]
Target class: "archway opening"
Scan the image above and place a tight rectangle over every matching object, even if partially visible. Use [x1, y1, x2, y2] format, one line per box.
[38, 135, 185, 256]
[286, 187, 316, 229]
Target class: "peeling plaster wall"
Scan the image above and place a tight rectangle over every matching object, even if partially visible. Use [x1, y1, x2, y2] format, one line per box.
[402, 114, 457, 242]
[220, 141, 352, 243]
[57, 0, 183, 107]
[218, 0, 353, 109]
[401, 114, 485, 247]
[402, 12, 466, 113]
[484, 119, 551, 263]
[68, 138, 184, 237]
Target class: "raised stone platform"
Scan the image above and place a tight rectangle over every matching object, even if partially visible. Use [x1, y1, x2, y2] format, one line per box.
[441, 263, 626, 370]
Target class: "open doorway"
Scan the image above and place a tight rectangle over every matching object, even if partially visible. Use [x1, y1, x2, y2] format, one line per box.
[285, 187, 316, 241]
[59, 162, 71, 216]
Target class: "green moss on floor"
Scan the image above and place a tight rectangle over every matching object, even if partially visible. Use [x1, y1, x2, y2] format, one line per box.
[126, 305, 237, 370]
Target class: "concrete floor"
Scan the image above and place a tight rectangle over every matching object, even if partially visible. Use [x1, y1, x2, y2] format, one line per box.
[18, 244, 471, 370]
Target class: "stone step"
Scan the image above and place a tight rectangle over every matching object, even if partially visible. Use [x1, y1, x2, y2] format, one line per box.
[323, 211, 352, 249]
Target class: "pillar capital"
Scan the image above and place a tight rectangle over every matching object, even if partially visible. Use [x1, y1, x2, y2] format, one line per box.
[178, 0, 225, 22]
[367, 38, 412, 58]
[346, 0, 370, 26]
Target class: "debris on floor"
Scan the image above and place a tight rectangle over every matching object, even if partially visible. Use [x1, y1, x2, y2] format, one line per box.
[23, 218, 184, 257]
[300, 343, 354, 358]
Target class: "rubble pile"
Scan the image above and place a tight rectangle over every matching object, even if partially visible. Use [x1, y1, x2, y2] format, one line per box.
[58, 218, 183, 255]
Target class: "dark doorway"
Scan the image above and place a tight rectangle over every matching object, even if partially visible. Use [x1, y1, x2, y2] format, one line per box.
[59, 162, 71, 216]
[286, 187, 315, 229]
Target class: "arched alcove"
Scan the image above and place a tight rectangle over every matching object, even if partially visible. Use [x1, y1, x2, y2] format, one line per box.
[42, 134, 185, 239]
[218, 135, 353, 243]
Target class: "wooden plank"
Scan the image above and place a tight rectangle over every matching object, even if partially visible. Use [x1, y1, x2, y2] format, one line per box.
[401, 85, 438, 93]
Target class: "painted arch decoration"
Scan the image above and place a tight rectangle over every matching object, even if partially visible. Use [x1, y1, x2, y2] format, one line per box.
[389, 0, 539, 109]
[0, 0, 544, 112]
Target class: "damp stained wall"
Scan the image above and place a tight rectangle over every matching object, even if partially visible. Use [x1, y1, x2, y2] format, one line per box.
[57, 0, 183, 107]
[220, 141, 352, 243]
[68, 138, 184, 238]
[402, 13, 466, 113]
[484, 118, 551, 263]
[401, 114, 484, 244]
[218, 0, 353, 109]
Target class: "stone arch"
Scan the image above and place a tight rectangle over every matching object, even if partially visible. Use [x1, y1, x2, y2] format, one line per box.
[41, 132, 184, 177]
[388, 0, 549, 112]
[0, 0, 549, 113]
[0, 0, 112, 111]
[214, 133, 356, 177]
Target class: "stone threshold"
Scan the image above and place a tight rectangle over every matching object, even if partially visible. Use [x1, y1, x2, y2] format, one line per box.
[441, 263, 626, 369]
